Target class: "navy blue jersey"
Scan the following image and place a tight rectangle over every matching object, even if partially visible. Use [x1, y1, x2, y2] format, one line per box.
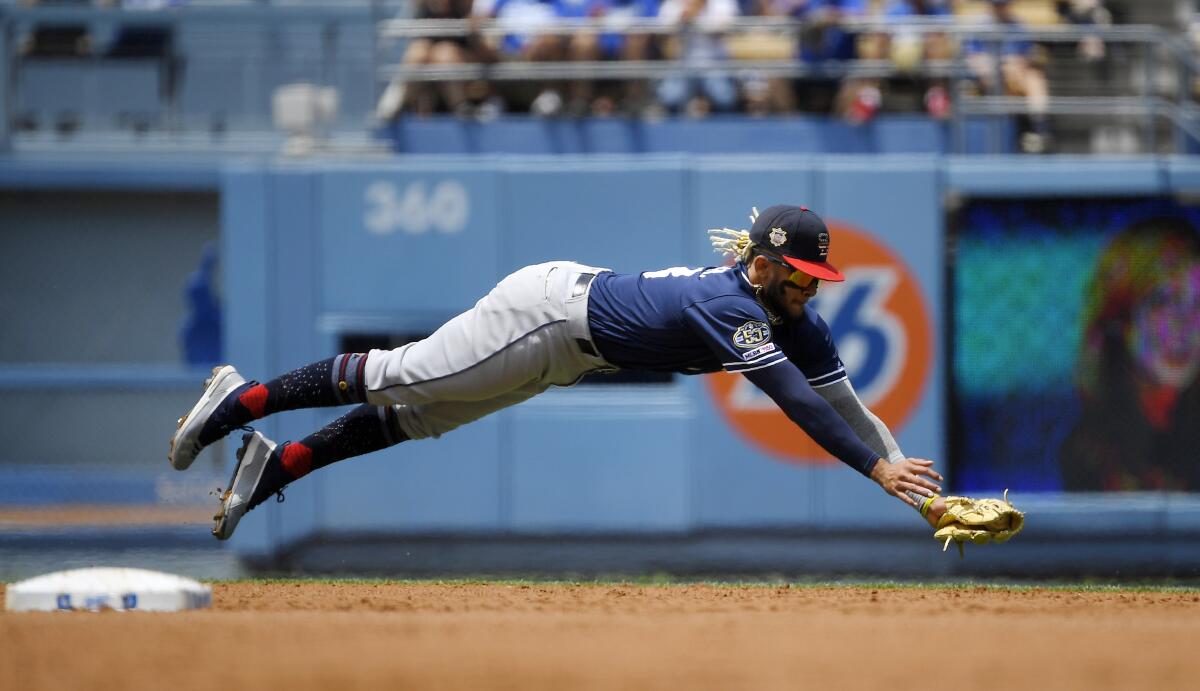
[586, 263, 878, 476]
[587, 264, 847, 384]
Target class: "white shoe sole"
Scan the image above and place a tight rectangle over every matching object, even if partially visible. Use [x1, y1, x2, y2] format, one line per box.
[212, 431, 276, 541]
[168, 365, 246, 471]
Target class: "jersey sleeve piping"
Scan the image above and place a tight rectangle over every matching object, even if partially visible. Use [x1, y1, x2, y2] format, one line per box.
[721, 349, 786, 368]
[808, 367, 848, 388]
[726, 355, 788, 373]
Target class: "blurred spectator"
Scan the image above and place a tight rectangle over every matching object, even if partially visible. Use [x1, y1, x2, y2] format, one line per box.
[878, 0, 956, 119]
[730, 0, 791, 116]
[552, 0, 604, 114]
[483, 0, 657, 117]
[656, 0, 739, 117]
[483, 0, 570, 115]
[602, 0, 662, 115]
[1056, 0, 1111, 63]
[964, 0, 1051, 152]
[772, 0, 864, 62]
[553, 0, 660, 116]
[882, 1, 954, 66]
[105, 0, 184, 11]
[766, 0, 870, 116]
[491, 0, 564, 60]
[377, 0, 484, 119]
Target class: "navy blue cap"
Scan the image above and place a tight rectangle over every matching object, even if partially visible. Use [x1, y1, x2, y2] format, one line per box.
[748, 204, 845, 282]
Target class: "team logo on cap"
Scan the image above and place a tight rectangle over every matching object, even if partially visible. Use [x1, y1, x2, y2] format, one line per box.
[733, 321, 771, 349]
[768, 227, 787, 247]
[817, 232, 830, 258]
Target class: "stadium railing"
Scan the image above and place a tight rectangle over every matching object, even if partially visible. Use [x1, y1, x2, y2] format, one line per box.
[1, 5, 1198, 154]
[376, 17, 1200, 154]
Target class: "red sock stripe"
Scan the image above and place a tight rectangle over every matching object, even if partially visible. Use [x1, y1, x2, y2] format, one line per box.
[280, 443, 313, 479]
[356, 355, 368, 397]
[238, 384, 269, 419]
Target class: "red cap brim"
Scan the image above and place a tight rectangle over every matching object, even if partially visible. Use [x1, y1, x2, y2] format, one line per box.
[784, 256, 845, 282]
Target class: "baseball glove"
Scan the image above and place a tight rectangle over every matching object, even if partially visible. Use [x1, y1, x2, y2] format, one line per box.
[932, 489, 1025, 557]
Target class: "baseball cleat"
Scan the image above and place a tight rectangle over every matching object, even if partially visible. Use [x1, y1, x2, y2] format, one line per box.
[212, 431, 278, 541]
[168, 364, 247, 471]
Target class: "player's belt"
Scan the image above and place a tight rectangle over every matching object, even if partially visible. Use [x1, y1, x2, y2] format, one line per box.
[570, 272, 600, 357]
[570, 272, 596, 299]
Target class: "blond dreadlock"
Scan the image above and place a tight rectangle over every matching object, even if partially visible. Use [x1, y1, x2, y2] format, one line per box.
[707, 206, 760, 263]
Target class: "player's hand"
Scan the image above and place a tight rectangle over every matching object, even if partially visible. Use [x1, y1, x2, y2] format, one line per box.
[869, 457, 943, 508]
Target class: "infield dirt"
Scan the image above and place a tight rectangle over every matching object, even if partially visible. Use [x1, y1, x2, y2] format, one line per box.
[3, 582, 1198, 690]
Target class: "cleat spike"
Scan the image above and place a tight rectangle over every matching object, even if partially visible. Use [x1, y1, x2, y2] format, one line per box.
[211, 431, 277, 541]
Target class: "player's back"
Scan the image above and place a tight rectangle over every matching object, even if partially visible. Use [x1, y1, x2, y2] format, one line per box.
[586, 265, 760, 372]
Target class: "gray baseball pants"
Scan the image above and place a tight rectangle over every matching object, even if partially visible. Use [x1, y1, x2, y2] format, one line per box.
[362, 261, 614, 440]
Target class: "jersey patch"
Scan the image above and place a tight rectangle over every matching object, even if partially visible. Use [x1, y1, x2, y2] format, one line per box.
[741, 342, 776, 361]
[733, 321, 771, 349]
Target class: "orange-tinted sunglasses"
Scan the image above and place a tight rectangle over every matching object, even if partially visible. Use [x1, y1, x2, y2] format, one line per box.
[760, 254, 819, 289]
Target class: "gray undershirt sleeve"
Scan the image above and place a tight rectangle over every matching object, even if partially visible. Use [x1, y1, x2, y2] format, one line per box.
[811, 378, 905, 464]
[814, 378, 933, 512]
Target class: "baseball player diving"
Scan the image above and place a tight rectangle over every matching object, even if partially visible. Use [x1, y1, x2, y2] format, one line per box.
[169, 204, 1022, 553]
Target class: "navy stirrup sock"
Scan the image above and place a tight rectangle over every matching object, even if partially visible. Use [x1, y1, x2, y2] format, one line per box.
[200, 354, 370, 445]
[248, 353, 370, 417]
[249, 405, 406, 507]
[278, 404, 407, 481]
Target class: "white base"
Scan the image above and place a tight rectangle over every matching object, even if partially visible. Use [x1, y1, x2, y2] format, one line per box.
[5, 567, 212, 612]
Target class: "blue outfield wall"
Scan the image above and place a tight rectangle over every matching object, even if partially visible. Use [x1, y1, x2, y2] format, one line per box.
[381, 115, 1019, 156]
[215, 154, 1200, 562]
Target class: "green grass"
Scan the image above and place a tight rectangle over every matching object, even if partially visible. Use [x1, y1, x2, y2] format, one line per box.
[205, 575, 1200, 593]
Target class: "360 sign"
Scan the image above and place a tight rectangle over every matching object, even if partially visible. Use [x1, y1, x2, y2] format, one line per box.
[706, 221, 933, 464]
[364, 180, 470, 235]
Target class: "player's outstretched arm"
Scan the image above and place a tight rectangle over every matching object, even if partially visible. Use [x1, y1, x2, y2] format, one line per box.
[811, 378, 905, 464]
[743, 366, 884, 478]
[812, 379, 947, 516]
[743, 365, 945, 519]
[868, 457, 943, 513]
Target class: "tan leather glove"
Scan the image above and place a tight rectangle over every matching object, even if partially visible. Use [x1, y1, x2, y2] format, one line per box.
[933, 489, 1025, 557]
